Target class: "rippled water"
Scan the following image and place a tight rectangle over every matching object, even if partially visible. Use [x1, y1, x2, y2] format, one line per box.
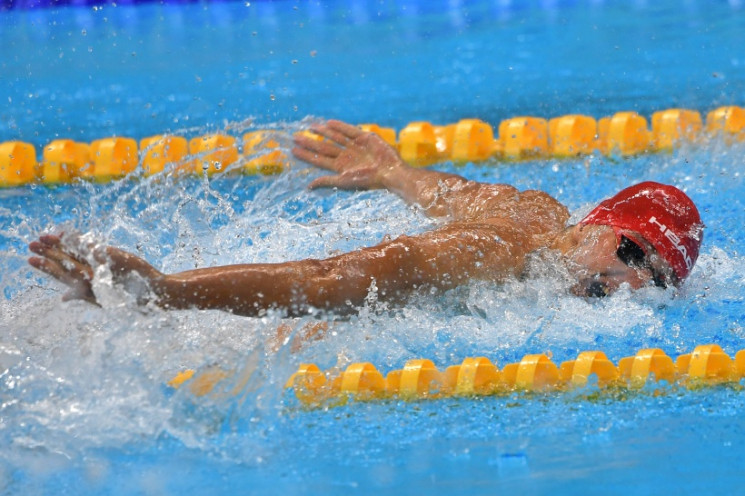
[2, 135, 744, 493]
[2, 0, 745, 494]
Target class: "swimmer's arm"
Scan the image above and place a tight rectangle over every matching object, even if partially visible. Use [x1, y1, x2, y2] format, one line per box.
[30, 227, 522, 316]
[154, 225, 523, 316]
[378, 165, 517, 220]
[293, 119, 515, 221]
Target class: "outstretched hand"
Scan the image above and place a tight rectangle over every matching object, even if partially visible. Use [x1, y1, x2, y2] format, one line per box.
[29, 234, 98, 304]
[292, 119, 405, 190]
[28, 233, 162, 305]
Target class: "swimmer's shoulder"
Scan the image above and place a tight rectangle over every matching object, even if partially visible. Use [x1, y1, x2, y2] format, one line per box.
[460, 184, 569, 229]
[519, 189, 569, 214]
[513, 188, 572, 233]
[518, 188, 559, 202]
[476, 184, 565, 211]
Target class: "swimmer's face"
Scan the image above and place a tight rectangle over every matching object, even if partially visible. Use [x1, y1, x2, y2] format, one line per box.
[564, 224, 675, 297]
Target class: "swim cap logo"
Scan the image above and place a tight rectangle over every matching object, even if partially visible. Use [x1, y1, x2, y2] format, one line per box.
[648, 216, 693, 271]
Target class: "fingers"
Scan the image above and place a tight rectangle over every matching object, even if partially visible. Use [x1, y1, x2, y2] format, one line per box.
[307, 175, 342, 190]
[29, 234, 95, 285]
[293, 133, 343, 160]
[29, 236, 62, 259]
[38, 233, 62, 246]
[29, 239, 87, 269]
[294, 120, 365, 149]
[29, 233, 99, 305]
[308, 172, 372, 191]
[28, 256, 53, 278]
[309, 120, 363, 145]
[31, 234, 90, 265]
[291, 145, 338, 171]
[325, 120, 364, 140]
[28, 255, 89, 287]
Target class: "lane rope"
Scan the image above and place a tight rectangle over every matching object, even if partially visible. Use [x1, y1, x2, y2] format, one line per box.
[166, 344, 745, 406]
[2, 105, 743, 187]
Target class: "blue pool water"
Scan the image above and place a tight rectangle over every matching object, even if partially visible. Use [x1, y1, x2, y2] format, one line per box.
[1, 1, 745, 494]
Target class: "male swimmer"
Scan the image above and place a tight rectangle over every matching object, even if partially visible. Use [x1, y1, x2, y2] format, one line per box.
[28, 120, 704, 316]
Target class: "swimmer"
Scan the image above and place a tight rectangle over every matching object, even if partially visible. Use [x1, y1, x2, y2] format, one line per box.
[28, 119, 704, 316]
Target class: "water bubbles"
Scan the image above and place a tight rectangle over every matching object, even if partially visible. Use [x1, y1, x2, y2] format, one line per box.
[4, 115, 745, 491]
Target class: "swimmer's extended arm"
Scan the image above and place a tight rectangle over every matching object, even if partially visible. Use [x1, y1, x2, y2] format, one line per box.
[155, 223, 522, 316]
[29, 225, 523, 316]
[293, 120, 516, 221]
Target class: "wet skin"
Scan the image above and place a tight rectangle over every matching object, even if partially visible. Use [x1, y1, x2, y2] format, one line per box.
[555, 223, 674, 297]
[28, 120, 672, 316]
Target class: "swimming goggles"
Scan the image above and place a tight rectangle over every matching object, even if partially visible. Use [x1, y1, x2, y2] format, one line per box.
[616, 235, 669, 288]
[585, 234, 670, 297]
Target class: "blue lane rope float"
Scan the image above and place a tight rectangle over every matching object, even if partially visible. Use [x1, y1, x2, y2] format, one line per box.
[1, 105, 744, 188]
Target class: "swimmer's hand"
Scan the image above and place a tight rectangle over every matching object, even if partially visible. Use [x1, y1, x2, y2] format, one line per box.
[28, 233, 163, 306]
[292, 119, 405, 190]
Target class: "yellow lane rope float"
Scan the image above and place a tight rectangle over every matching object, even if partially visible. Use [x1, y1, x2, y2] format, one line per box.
[1, 105, 744, 187]
[167, 344, 745, 407]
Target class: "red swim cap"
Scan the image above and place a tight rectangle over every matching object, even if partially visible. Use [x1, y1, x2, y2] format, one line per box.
[580, 181, 703, 282]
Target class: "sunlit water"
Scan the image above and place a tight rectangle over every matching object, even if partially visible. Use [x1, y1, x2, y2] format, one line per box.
[2, 0, 745, 494]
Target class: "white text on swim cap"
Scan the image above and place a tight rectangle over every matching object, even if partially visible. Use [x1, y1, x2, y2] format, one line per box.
[648, 216, 693, 271]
